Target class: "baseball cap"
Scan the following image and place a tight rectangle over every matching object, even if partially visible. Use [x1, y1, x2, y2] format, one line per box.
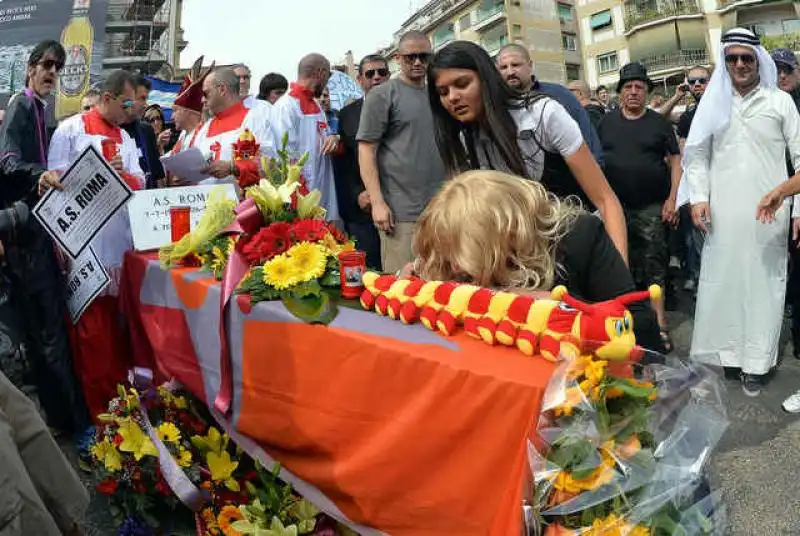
[771, 48, 798, 69]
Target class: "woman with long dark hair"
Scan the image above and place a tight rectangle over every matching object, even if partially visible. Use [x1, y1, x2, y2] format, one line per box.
[427, 41, 628, 260]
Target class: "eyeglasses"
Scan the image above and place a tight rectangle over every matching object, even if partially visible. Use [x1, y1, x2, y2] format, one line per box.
[120, 99, 134, 110]
[401, 53, 431, 64]
[725, 53, 755, 65]
[145, 116, 162, 124]
[39, 59, 64, 71]
[687, 77, 708, 85]
[364, 68, 390, 78]
[239, 74, 251, 80]
[82, 105, 92, 111]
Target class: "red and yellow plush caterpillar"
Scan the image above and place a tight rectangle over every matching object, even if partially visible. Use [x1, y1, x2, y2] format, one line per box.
[360, 272, 660, 362]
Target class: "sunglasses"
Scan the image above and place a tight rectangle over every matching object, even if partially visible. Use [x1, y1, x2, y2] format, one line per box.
[145, 116, 162, 124]
[725, 53, 755, 65]
[120, 99, 134, 110]
[687, 77, 707, 85]
[778, 64, 796, 75]
[402, 53, 431, 63]
[365, 68, 389, 78]
[39, 58, 64, 71]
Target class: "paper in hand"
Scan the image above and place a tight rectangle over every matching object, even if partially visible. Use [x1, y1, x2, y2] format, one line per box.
[159, 147, 211, 183]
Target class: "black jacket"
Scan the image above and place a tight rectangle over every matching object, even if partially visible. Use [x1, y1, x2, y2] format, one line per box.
[332, 99, 370, 223]
[123, 120, 165, 189]
[0, 93, 47, 206]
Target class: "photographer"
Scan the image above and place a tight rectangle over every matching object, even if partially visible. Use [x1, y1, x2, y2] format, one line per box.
[0, 41, 91, 442]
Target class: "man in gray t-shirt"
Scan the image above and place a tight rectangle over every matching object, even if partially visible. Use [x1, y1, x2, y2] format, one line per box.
[357, 30, 446, 273]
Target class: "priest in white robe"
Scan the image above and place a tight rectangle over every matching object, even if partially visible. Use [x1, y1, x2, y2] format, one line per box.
[45, 70, 145, 420]
[163, 59, 209, 186]
[686, 28, 800, 396]
[271, 53, 341, 225]
[194, 67, 276, 188]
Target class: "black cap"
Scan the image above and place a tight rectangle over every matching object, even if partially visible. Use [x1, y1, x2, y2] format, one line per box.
[616, 62, 654, 93]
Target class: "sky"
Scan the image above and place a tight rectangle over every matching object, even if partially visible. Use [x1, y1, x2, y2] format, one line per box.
[179, 0, 417, 87]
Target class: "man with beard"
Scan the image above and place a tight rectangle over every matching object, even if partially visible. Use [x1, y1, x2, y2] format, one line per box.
[332, 55, 389, 270]
[694, 29, 800, 396]
[496, 44, 603, 166]
[0, 40, 91, 441]
[357, 31, 446, 273]
[271, 54, 340, 223]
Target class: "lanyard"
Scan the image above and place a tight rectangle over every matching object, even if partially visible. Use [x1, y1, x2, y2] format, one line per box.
[24, 89, 47, 165]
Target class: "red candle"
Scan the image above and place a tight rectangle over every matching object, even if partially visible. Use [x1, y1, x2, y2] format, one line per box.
[338, 250, 366, 299]
[101, 138, 118, 161]
[170, 206, 191, 243]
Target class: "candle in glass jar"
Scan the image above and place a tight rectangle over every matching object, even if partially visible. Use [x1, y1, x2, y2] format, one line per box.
[170, 206, 192, 242]
[101, 138, 118, 161]
[338, 250, 366, 299]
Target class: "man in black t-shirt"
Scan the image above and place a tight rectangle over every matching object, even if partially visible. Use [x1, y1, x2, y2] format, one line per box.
[598, 62, 682, 352]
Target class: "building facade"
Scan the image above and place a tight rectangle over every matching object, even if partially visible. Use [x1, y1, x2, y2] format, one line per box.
[103, 0, 186, 80]
[576, 0, 800, 91]
[383, 0, 583, 84]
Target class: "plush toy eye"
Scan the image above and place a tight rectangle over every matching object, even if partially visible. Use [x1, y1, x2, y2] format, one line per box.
[614, 319, 624, 336]
[623, 317, 631, 331]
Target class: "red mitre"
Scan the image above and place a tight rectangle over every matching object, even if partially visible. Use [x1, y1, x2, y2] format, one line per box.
[173, 76, 204, 113]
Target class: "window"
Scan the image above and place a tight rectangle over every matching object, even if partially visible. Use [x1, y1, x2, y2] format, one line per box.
[590, 10, 613, 30]
[566, 64, 581, 81]
[558, 3, 573, 22]
[562, 34, 577, 51]
[459, 14, 471, 31]
[512, 24, 523, 38]
[597, 51, 618, 73]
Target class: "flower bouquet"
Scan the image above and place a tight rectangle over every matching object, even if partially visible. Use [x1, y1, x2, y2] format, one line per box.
[530, 352, 728, 535]
[159, 133, 355, 324]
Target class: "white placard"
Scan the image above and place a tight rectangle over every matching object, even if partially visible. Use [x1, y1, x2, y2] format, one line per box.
[128, 184, 239, 251]
[33, 145, 134, 259]
[159, 147, 211, 183]
[65, 247, 110, 324]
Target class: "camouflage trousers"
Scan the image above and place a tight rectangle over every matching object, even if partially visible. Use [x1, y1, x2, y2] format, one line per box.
[626, 203, 669, 290]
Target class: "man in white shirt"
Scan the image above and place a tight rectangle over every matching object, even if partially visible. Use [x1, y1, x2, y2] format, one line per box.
[193, 67, 276, 187]
[234, 63, 264, 110]
[271, 53, 340, 223]
[687, 28, 800, 396]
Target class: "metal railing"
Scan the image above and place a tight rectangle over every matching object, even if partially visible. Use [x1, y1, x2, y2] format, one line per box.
[433, 30, 455, 48]
[638, 48, 708, 71]
[482, 34, 509, 54]
[476, 3, 505, 24]
[623, 0, 700, 29]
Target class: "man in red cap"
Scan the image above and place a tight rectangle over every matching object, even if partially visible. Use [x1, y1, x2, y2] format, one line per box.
[165, 59, 211, 159]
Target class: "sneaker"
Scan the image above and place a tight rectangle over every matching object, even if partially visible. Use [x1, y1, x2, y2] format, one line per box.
[782, 391, 800, 413]
[741, 373, 762, 397]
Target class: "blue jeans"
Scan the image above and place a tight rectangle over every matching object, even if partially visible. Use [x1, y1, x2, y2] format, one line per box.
[680, 204, 704, 283]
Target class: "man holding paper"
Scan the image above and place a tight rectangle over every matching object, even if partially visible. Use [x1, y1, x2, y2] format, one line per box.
[193, 67, 277, 186]
[46, 69, 145, 420]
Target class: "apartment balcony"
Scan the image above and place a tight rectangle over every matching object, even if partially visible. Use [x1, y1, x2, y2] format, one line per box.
[482, 33, 509, 56]
[474, 3, 507, 31]
[624, 0, 701, 31]
[432, 29, 456, 50]
[638, 48, 709, 73]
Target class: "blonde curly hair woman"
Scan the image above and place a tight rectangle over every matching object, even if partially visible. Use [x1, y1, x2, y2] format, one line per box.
[413, 170, 663, 351]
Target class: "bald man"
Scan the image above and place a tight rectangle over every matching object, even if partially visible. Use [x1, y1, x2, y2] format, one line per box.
[271, 53, 341, 224]
[496, 44, 603, 167]
[568, 79, 606, 132]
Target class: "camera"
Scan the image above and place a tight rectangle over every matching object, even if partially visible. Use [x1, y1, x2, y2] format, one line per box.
[0, 202, 29, 233]
[679, 83, 691, 92]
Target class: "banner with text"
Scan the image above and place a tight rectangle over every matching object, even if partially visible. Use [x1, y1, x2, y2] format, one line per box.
[0, 0, 108, 116]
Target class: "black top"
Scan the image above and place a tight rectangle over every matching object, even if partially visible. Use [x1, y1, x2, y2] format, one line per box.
[676, 106, 697, 140]
[0, 93, 48, 206]
[555, 214, 663, 352]
[598, 109, 679, 210]
[122, 120, 165, 189]
[584, 103, 606, 133]
[332, 99, 370, 223]
[787, 88, 800, 177]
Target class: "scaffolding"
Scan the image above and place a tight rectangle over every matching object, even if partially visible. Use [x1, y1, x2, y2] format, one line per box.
[103, 0, 176, 76]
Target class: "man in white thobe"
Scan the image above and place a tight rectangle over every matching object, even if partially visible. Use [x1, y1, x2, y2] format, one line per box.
[686, 28, 800, 396]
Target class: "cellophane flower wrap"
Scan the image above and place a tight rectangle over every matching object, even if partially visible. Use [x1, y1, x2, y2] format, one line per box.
[529, 351, 728, 535]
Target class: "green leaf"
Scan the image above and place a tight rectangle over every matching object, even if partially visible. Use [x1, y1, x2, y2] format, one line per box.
[319, 270, 339, 288]
[282, 291, 338, 325]
[291, 280, 322, 299]
[606, 377, 657, 399]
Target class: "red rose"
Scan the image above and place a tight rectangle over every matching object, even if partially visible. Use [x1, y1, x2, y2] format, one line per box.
[291, 219, 328, 242]
[96, 477, 119, 495]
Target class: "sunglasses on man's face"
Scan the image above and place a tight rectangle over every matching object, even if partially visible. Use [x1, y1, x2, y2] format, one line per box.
[39, 58, 64, 71]
[725, 53, 755, 65]
[687, 77, 707, 85]
[402, 53, 431, 64]
[365, 68, 390, 78]
[120, 99, 134, 110]
[778, 64, 796, 75]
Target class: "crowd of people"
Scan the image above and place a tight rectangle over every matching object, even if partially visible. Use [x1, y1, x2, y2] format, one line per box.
[0, 24, 799, 533]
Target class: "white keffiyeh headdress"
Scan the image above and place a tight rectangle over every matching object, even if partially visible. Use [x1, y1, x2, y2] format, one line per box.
[683, 28, 777, 170]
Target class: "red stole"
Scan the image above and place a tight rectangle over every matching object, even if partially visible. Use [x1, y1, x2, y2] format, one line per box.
[81, 108, 141, 191]
[289, 82, 321, 115]
[207, 101, 248, 137]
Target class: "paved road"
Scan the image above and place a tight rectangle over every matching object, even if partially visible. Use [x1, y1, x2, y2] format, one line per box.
[61, 289, 800, 535]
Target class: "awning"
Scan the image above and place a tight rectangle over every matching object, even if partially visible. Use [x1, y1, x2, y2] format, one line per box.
[590, 10, 612, 30]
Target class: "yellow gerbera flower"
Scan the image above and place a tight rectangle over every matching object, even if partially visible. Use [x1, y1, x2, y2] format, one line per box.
[177, 446, 192, 468]
[262, 254, 298, 290]
[286, 242, 327, 282]
[156, 422, 181, 444]
[91, 437, 122, 472]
